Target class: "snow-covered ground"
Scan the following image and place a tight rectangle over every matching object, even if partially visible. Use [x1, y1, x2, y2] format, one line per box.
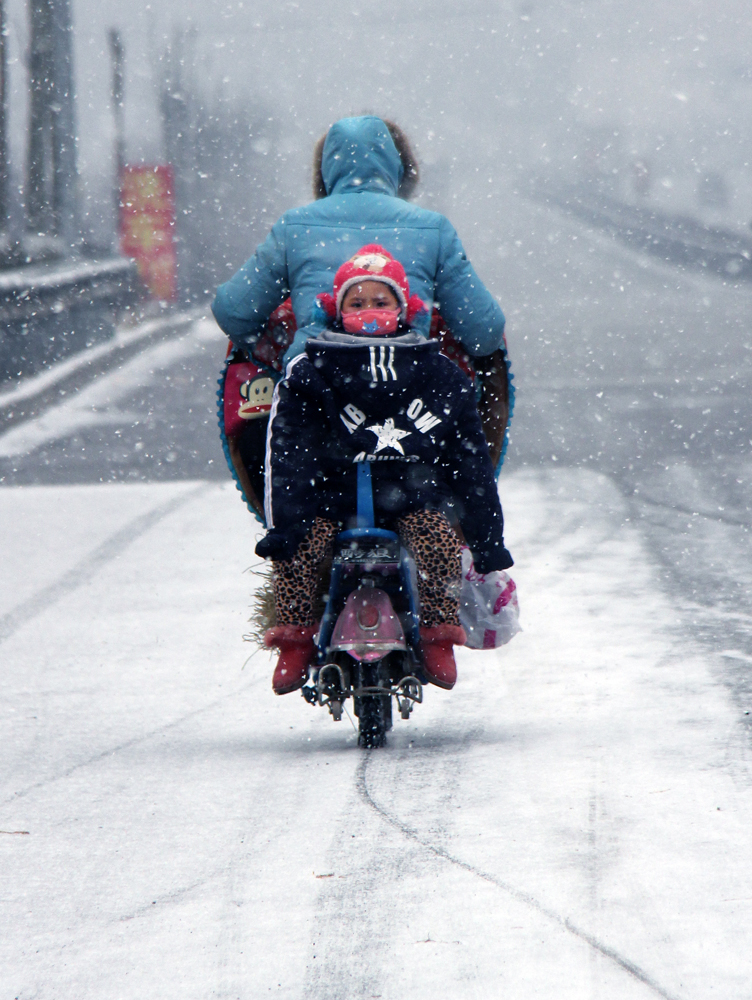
[2, 470, 750, 999]
[0, 317, 219, 461]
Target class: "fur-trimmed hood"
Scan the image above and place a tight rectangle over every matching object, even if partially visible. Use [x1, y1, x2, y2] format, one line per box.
[312, 116, 419, 200]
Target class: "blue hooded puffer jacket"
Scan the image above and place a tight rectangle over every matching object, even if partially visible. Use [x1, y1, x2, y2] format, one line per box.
[211, 116, 506, 362]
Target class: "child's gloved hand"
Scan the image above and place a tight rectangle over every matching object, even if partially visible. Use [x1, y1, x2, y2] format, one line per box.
[255, 525, 309, 561]
[472, 543, 514, 575]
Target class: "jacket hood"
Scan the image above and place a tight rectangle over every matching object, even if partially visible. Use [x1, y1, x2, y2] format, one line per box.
[320, 117, 404, 197]
[316, 329, 426, 347]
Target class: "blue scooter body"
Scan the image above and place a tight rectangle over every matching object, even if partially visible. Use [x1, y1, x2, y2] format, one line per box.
[305, 464, 425, 747]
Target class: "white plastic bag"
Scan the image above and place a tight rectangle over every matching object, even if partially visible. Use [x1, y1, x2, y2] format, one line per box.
[459, 546, 521, 649]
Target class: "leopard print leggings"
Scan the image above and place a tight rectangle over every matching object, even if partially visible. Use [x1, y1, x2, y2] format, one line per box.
[273, 510, 461, 628]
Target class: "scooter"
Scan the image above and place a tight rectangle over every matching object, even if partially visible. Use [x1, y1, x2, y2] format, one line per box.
[216, 305, 515, 747]
[301, 462, 425, 748]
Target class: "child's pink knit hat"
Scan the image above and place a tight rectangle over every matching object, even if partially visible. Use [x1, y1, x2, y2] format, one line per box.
[317, 244, 425, 323]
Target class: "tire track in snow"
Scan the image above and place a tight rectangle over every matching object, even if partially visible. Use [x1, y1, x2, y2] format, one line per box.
[301, 726, 484, 1000]
[357, 753, 685, 1000]
[0, 482, 210, 646]
[301, 793, 401, 1000]
[631, 492, 751, 530]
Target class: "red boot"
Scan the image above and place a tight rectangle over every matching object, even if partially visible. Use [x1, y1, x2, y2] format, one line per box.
[419, 624, 467, 690]
[264, 625, 317, 695]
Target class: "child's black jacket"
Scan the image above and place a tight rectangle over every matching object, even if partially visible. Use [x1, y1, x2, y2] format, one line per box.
[260, 334, 512, 573]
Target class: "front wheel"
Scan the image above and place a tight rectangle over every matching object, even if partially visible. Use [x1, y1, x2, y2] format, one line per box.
[356, 693, 391, 748]
[353, 660, 392, 748]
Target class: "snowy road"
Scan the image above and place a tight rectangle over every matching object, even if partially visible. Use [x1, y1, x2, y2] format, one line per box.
[2, 471, 751, 998]
[0, 315, 226, 485]
[2, 189, 752, 996]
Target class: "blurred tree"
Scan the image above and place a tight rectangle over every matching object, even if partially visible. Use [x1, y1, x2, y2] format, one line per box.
[26, 0, 78, 249]
[0, 0, 7, 237]
[107, 29, 125, 208]
[158, 29, 281, 304]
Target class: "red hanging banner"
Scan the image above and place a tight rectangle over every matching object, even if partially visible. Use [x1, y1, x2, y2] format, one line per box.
[119, 165, 177, 301]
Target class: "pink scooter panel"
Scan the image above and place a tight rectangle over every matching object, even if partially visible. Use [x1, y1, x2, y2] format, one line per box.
[329, 587, 406, 662]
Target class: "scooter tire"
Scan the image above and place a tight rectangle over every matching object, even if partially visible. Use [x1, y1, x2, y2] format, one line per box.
[357, 695, 390, 748]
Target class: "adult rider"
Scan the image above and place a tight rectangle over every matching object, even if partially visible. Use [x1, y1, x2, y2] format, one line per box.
[211, 115, 507, 365]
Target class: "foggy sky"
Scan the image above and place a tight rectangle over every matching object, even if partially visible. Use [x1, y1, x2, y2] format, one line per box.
[5, 0, 752, 245]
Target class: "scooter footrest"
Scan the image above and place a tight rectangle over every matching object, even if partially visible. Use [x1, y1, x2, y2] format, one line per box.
[316, 663, 349, 707]
[396, 676, 423, 704]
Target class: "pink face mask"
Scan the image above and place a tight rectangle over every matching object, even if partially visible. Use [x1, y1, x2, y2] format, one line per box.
[341, 308, 401, 335]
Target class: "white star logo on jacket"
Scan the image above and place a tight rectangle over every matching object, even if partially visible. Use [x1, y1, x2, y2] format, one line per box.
[366, 417, 412, 455]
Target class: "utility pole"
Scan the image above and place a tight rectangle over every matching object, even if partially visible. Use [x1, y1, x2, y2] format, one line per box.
[26, 0, 53, 235]
[26, 0, 78, 248]
[50, 0, 77, 246]
[0, 0, 7, 235]
[107, 28, 125, 223]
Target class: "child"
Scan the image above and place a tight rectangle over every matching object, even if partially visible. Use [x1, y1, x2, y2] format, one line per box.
[256, 245, 513, 695]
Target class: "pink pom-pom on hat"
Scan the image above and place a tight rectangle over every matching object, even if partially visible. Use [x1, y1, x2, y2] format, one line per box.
[317, 244, 426, 324]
